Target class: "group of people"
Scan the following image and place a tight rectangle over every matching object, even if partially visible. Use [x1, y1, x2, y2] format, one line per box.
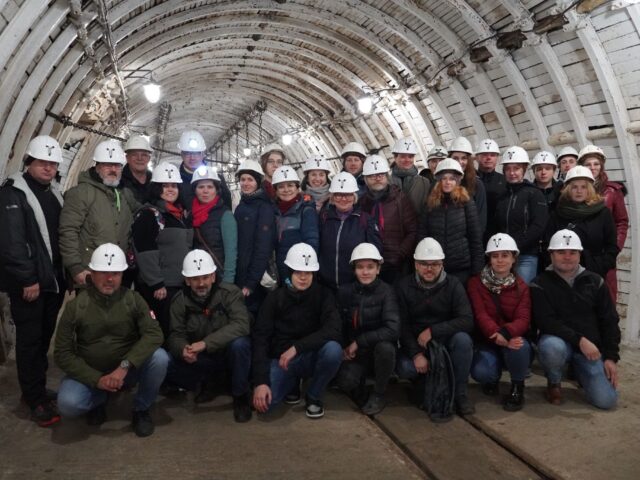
[0, 129, 625, 436]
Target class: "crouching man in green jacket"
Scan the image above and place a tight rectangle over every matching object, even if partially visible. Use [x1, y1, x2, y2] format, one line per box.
[166, 250, 252, 423]
[54, 243, 168, 437]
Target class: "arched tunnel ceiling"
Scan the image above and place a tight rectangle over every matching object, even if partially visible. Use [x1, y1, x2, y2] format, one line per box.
[0, 0, 639, 341]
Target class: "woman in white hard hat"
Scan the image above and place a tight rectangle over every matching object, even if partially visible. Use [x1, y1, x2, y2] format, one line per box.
[340, 142, 367, 197]
[191, 166, 238, 284]
[418, 158, 483, 285]
[301, 157, 332, 212]
[449, 136, 487, 233]
[335, 243, 399, 416]
[577, 145, 628, 302]
[131, 162, 193, 338]
[544, 166, 618, 280]
[260, 144, 286, 200]
[468, 233, 531, 412]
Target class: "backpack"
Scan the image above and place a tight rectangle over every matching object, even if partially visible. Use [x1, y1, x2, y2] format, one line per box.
[421, 340, 455, 423]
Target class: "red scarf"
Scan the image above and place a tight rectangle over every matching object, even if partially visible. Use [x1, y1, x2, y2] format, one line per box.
[278, 194, 301, 214]
[165, 201, 184, 221]
[192, 196, 220, 227]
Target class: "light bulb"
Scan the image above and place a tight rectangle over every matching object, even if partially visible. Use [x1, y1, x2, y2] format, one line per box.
[144, 83, 161, 103]
[243, 147, 252, 156]
[282, 134, 293, 146]
[358, 96, 373, 114]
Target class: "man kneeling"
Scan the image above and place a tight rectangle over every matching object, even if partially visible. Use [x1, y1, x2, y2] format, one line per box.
[55, 244, 168, 437]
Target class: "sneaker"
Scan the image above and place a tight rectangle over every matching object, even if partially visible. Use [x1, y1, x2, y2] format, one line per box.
[284, 379, 302, 405]
[481, 382, 499, 396]
[233, 394, 252, 423]
[305, 396, 324, 419]
[361, 392, 387, 416]
[132, 410, 155, 437]
[455, 395, 475, 416]
[86, 404, 107, 426]
[31, 401, 61, 427]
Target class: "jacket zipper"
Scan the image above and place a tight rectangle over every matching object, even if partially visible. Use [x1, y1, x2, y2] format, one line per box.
[335, 219, 345, 287]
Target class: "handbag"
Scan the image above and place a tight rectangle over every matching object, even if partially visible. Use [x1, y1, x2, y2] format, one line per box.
[260, 254, 279, 290]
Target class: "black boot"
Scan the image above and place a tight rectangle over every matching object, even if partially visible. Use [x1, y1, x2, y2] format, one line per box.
[233, 393, 252, 423]
[503, 381, 525, 412]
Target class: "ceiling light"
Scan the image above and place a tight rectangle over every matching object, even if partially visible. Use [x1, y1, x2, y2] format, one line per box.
[357, 96, 373, 114]
[243, 147, 252, 156]
[282, 134, 293, 146]
[532, 14, 569, 35]
[143, 82, 161, 103]
[469, 46, 492, 64]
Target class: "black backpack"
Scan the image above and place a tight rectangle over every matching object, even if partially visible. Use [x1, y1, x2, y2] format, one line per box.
[421, 340, 455, 423]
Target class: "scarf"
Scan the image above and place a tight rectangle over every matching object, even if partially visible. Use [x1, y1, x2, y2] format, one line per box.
[164, 201, 184, 221]
[305, 185, 330, 211]
[556, 199, 605, 221]
[241, 188, 263, 199]
[278, 194, 301, 214]
[392, 165, 418, 179]
[415, 270, 447, 290]
[191, 195, 220, 227]
[479, 265, 516, 294]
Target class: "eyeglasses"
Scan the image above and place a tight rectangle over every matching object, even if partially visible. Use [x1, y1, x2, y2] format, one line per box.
[416, 261, 443, 269]
[367, 173, 386, 179]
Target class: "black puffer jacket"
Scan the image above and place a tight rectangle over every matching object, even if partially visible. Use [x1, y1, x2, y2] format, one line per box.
[337, 279, 400, 348]
[494, 181, 549, 255]
[418, 195, 483, 276]
[536, 179, 563, 213]
[477, 170, 507, 240]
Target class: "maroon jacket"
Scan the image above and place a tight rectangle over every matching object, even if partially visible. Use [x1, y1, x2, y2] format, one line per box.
[467, 275, 531, 341]
[602, 181, 628, 251]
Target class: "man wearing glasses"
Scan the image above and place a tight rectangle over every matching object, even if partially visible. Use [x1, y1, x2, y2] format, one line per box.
[121, 135, 153, 204]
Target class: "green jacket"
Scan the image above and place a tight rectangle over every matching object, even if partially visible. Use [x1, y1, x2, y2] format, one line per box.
[168, 283, 250, 359]
[59, 168, 138, 277]
[54, 287, 164, 387]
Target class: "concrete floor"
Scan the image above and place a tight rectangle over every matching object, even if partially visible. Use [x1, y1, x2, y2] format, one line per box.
[1, 347, 639, 479]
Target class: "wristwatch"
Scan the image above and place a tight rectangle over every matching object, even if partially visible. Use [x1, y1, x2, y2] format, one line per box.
[119, 359, 130, 370]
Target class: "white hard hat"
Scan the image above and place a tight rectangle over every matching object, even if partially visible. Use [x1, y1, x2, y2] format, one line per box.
[475, 139, 500, 155]
[341, 142, 367, 158]
[531, 151, 557, 167]
[557, 146, 579, 161]
[93, 140, 126, 165]
[26, 135, 63, 163]
[124, 135, 152, 152]
[191, 165, 220, 184]
[391, 137, 419, 155]
[564, 165, 594, 183]
[548, 229, 583, 251]
[329, 172, 359, 194]
[578, 145, 605, 163]
[303, 157, 331, 173]
[284, 243, 319, 272]
[177, 130, 206, 152]
[271, 165, 300, 185]
[500, 146, 530, 165]
[427, 145, 448, 160]
[151, 162, 182, 183]
[182, 249, 217, 276]
[448, 137, 473, 155]
[362, 155, 390, 176]
[88, 243, 127, 272]
[236, 158, 264, 177]
[414, 237, 445, 261]
[350, 243, 383, 264]
[435, 158, 464, 176]
[261, 143, 285, 157]
[485, 233, 519, 255]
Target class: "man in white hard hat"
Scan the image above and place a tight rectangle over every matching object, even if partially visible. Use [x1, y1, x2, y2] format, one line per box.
[556, 146, 579, 181]
[0, 135, 65, 426]
[475, 139, 506, 241]
[531, 229, 620, 410]
[122, 134, 153, 203]
[389, 137, 430, 218]
[59, 139, 139, 288]
[419, 145, 447, 183]
[165, 250, 252, 423]
[340, 142, 367, 197]
[531, 151, 563, 213]
[55, 243, 168, 436]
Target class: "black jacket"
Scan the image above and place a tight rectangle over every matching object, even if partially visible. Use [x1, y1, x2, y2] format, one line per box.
[494, 181, 549, 255]
[396, 273, 474, 359]
[531, 269, 620, 361]
[477, 170, 507, 240]
[337, 279, 400, 348]
[252, 282, 342, 386]
[120, 165, 152, 204]
[535, 179, 563, 213]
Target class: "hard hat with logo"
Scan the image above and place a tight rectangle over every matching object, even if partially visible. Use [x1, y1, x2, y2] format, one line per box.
[271, 165, 300, 185]
[284, 243, 319, 271]
[236, 158, 264, 177]
[261, 143, 285, 158]
[578, 145, 605, 163]
[151, 162, 182, 183]
[177, 130, 206, 152]
[485, 233, 519, 255]
[191, 165, 221, 184]
[124, 135, 152, 152]
[414, 237, 445, 261]
[500, 146, 530, 165]
[548, 229, 583, 251]
[88, 243, 128, 272]
[26, 135, 63, 163]
[448, 137, 473, 155]
[350, 242, 383, 264]
[182, 249, 217, 276]
[93, 140, 126, 165]
[329, 172, 359, 194]
[391, 137, 418, 155]
[427, 145, 448, 160]
[475, 139, 500, 155]
[303, 157, 332, 173]
[435, 158, 464, 176]
[341, 142, 367, 158]
[531, 151, 557, 168]
[557, 146, 579, 161]
[362, 155, 390, 176]
[564, 165, 594, 183]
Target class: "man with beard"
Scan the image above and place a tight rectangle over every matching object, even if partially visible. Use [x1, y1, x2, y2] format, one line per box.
[59, 140, 139, 288]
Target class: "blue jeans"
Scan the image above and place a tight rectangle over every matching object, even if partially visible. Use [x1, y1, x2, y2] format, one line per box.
[165, 336, 251, 396]
[57, 348, 170, 416]
[516, 254, 538, 284]
[269, 341, 342, 408]
[471, 340, 531, 384]
[397, 332, 473, 397]
[538, 335, 617, 410]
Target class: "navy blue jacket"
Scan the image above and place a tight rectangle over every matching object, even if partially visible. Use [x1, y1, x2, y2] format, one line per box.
[275, 197, 319, 282]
